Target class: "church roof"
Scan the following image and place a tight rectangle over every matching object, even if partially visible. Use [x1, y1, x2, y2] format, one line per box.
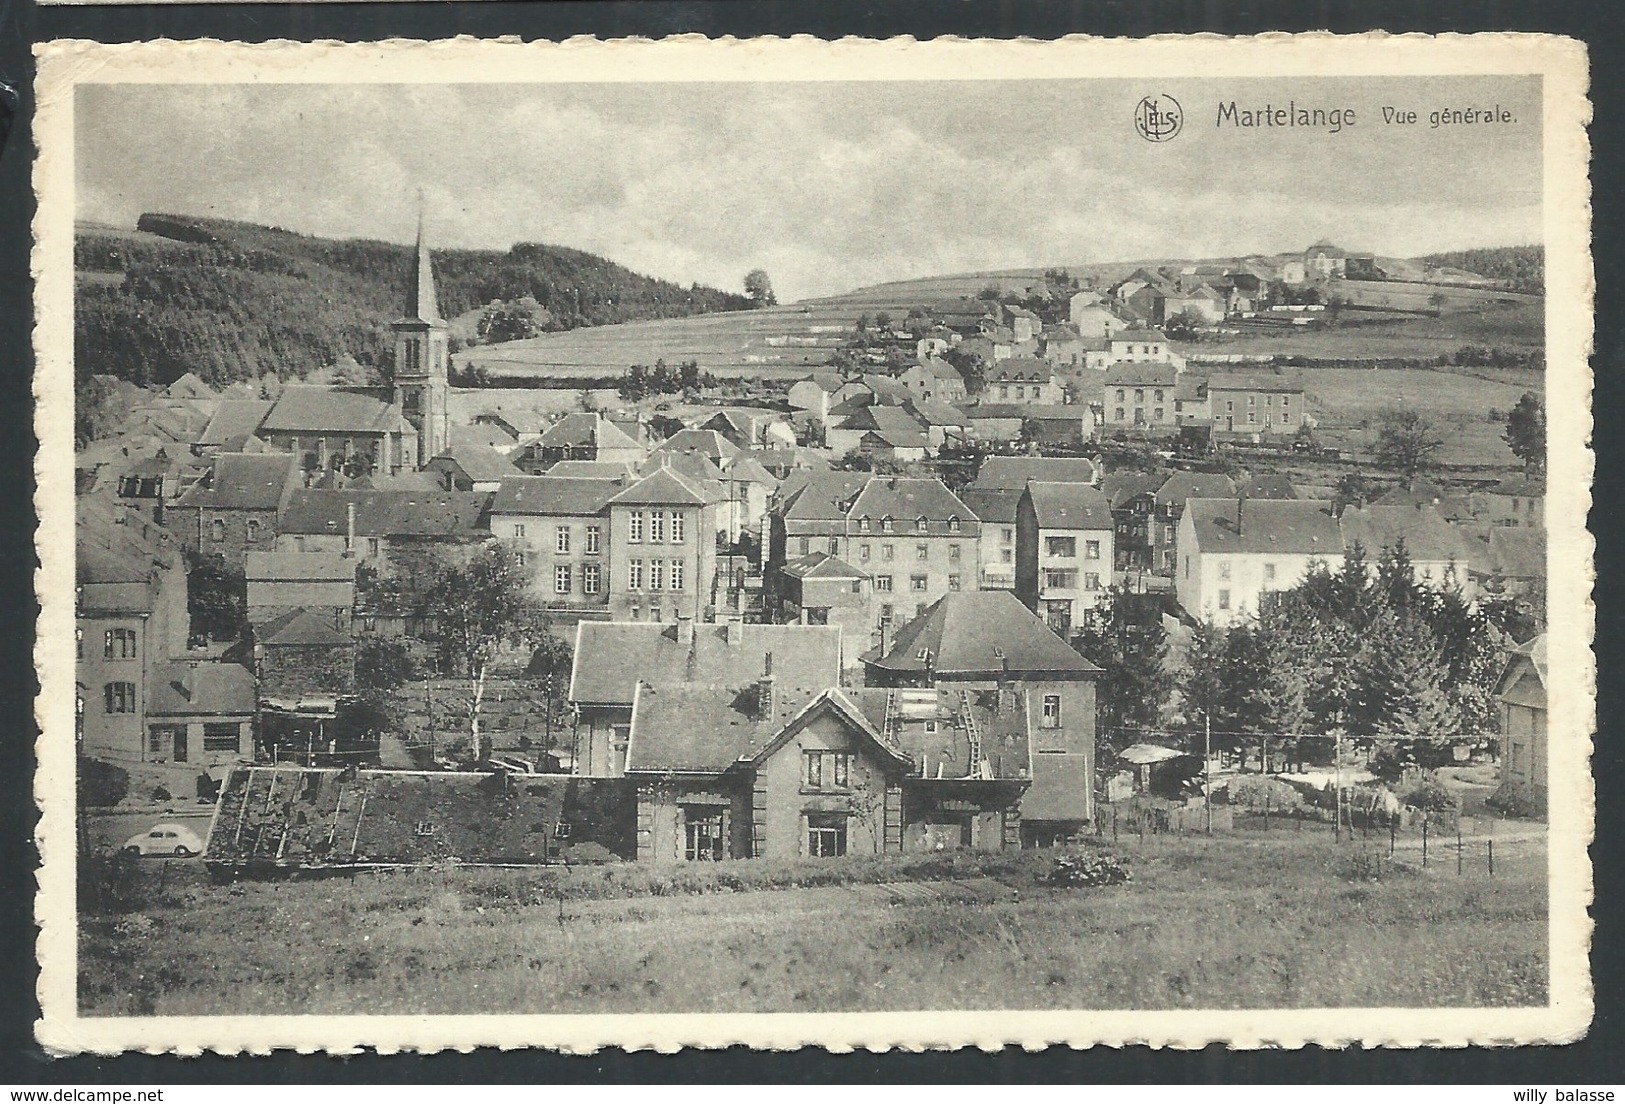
[260, 387, 405, 435]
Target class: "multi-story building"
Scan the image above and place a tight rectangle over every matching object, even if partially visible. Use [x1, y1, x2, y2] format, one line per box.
[274, 488, 492, 596]
[516, 412, 646, 474]
[169, 452, 302, 566]
[1101, 364, 1180, 434]
[768, 474, 980, 647]
[1175, 498, 1344, 626]
[1014, 482, 1115, 636]
[605, 467, 720, 623]
[985, 358, 1063, 404]
[1101, 471, 1164, 572]
[1207, 372, 1306, 435]
[1497, 635, 1547, 809]
[486, 476, 618, 611]
[1152, 472, 1238, 575]
[958, 488, 1020, 591]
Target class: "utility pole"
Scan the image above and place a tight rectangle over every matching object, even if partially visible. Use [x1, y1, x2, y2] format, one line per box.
[1204, 709, 1213, 835]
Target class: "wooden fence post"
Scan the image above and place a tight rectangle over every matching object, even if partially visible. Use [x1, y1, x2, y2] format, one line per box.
[1422, 818, 1429, 869]
[1489, 839, 1495, 877]
[1457, 823, 1463, 875]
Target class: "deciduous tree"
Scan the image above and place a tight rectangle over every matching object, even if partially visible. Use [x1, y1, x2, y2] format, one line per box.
[1373, 409, 1444, 488]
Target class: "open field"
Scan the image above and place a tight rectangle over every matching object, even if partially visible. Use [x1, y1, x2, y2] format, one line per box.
[1194, 302, 1544, 359]
[1296, 367, 1535, 468]
[79, 830, 1545, 1016]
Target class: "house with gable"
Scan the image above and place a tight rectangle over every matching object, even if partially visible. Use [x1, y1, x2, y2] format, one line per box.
[1101, 471, 1165, 572]
[1497, 635, 1548, 809]
[1015, 482, 1115, 635]
[1153, 471, 1238, 574]
[516, 412, 646, 474]
[773, 550, 871, 642]
[829, 403, 930, 459]
[143, 659, 257, 772]
[862, 591, 1102, 846]
[424, 442, 520, 493]
[1175, 498, 1344, 625]
[899, 357, 969, 404]
[568, 619, 843, 778]
[1339, 504, 1475, 595]
[169, 451, 303, 566]
[1101, 364, 1181, 434]
[274, 488, 492, 596]
[604, 466, 721, 623]
[985, 358, 1062, 404]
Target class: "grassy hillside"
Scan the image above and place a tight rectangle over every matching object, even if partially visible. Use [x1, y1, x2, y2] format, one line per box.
[73, 214, 752, 388]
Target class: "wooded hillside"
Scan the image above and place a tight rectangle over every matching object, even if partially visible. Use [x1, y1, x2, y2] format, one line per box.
[1416, 245, 1544, 294]
[74, 214, 752, 388]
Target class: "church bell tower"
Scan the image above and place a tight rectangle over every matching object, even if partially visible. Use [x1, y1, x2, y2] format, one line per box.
[393, 204, 450, 468]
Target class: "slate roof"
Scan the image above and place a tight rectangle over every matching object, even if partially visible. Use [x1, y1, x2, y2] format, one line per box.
[972, 456, 1099, 492]
[801, 372, 848, 394]
[653, 428, 740, 463]
[625, 682, 823, 773]
[1024, 482, 1114, 531]
[165, 372, 218, 401]
[428, 443, 520, 484]
[1183, 498, 1342, 556]
[1497, 634, 1547, 708]
[450, 423, 518, 450]
[1207, 371, 1305, 394]
[1112, 329, 1169, 344]
[255, 607, 351, 647]
[1156, 471, 1238, 509]
[146, 660, 256, 717]
[535, 412, 642, 452]
[174, 452, 299, 512]
[1466, 526, 1546, 581]
[864, 591, 1101, 680]
[244, 551, 357, 583]
[775, 472, 872, 524]
[907, 397, 969, 427]
[1339, 505, 1474, 564]
[569, 621, 842, 707]
[959, 488, 1022, 526]
[847, 477, 977, 532]
[1104, 364, 1179, 388]
[987, 358, 1055, 382]
[780, 551, 866, 580]
[1372, 481, 1474, 522]
[278, 489, 492, 538]
[915, 356, 964, 381]
[1100, 472, 1164, 509]
[846, 405, 928, 440]
[605, 466, 709, 507]
[489, 476, 620, 517]
[196, 400, 273, 448]
[1240, 473, 1298, 500]
[641, 449, 728, 492]
[722, 454, 780, 489]
[544, 459, 637, 480]
[858, 375, 913, 405]
[260, 386, 405, 435]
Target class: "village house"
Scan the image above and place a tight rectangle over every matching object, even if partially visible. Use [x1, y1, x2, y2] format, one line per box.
[1466, 526, 1545, 598]
[1175, 498, 1344, 626]
[1496, 635, 1548, 810]
[1173, 375, 1210, 426]
[695, 408, 798, 451]
[516, 412, 646, 474]
[1470, 478, 1545, 529]
[114, 450, 195, 525]
[244, 551, 356, 633]
[769, 474, 980, 646]
[568, 618, 843, 779]
[76, 499, 190, 765]
[899, 357, 969, 403]
[1371, 479, 1475, 523]
[1019, 406, 1094, 449]
[143, 659, 257, 774]
[862, 591, 1102, 846]
[1164, 283, 1228, 325]
[1004, 305, 1042, 344]
[786, 372, 852, 427]
[423, 442, 520, 493]
[1340, 504, 1476, 594]
[250, 608, 356, 700]
[959, 404, 1026, 443]
[169, 451, 303, 566]
[487, 475, 619, 612]
[191, 398, 274, 457]
[1304, 240, 1348, 280]
[958, 489, 1020, 592]
[1107, 329, 1180, 367]
[827, 403, 930, 458]
[905, 397, 971, 449]
[1015, 482, 1116, 636]
[274, 488, 492, 597]
[651, 428, 740, 468]
[469, 407, 550, 442]
[1101, 364, 1181, 434]
[1101, 471, 1165, 573]
[772, 551, 871, 643]
[604, 467, 721, 624]
[1039, 322, 1089, 368]
[1153, 472, 1238, 575]
[1207, 372, 1306, 435]
[985, 358, 1063, 404]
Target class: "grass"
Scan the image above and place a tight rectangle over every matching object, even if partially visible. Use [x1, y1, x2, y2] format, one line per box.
[78, 832, 1546, 1016]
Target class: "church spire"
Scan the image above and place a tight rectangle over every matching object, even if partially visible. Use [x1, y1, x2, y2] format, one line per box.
[406, 196, 442, 323]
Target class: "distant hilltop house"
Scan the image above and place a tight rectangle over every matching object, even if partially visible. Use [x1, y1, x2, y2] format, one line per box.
[1206, 372, 1306, 436]
[1284, 241, 1379, 285]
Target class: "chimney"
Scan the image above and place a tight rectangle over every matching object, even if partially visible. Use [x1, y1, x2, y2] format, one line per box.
[346, 502, 357, 556]
[756, 652, 776, 720]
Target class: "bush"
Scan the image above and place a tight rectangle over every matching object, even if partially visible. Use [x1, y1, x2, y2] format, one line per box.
[1225, 775, 1304, 811]
[1402, 774, 1460, 813]
[78, 757, 129, 807]
[1486, 780, 1544, 819]
[1045, 854, 1131, 888]
[1337, 848, 1419, 883]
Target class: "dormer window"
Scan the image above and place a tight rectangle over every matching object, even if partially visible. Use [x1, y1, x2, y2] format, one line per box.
[859, 516, 871, 532]
[947, 516, 960, 533]
[882, 517, 894, 533]
[915, 516, 927, 533]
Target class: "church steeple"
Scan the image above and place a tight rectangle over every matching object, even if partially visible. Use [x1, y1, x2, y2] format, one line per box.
[393, 196, 450, 468]
[406, 202, 442, 324]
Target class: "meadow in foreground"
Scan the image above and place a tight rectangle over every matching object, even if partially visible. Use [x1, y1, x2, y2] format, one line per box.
[79, 831, 1546, 1016]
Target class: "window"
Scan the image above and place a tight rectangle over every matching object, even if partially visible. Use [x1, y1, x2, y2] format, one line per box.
[799, 537, 811, 555]
[583, 563, 601, 595]
[1043, 569, 1078, 589]
[513, 523, 527, 540]
[948, 516, 960, 533]
[1116, 389, 1125, 402]
[834, 752, 851, 787]
[1000, 548, 1014, 564]
[948, 543, 961, 562]
[1154, 389, 1165, 402]
[514, 550, 527, 568]
[910, 574, 928, 592]
[210, 518, 225, 542]
[1266, 394, 1275, 406]
[104, 628, 137, 660]
[1085, 572, 1101, 591]
[556, 527, 571, 554]
[147, 728, 165, 754]
[1247, 411, 1257, 424]
[1281, 412, 1290, 425]
[851, 579, 864, 594]
[1042, 694, 1062, 728]
[1135, 388, 1145, 402]
[880, 603, 894, 623]
[875, 575, 893, 592]
[684, 811, 726, 861]
[948, 574, 961, 591]
[104, 682, 136, 714]
[915, 517, 927, 533]
[1154, 408, 1165, 421]
[807, 813, 847, 857]
[1115, 407, 1125, 421]
[1002, 527, 1015, 544]
[555, 565, 572, 594]
[859, 544, 871, 561]
[649, 511, 666, 543]
[882, 517, 894, 533]
[1263, 562, 1277, 582]
[1226, 400, 1235, 413]
[829, 537, 840, 555]
[882, 544, 895, 561]
[802, 750, 823, 789]
[650, 561, 665, 590]
[628, 511, 645, 542]
[246, 518, 261, 543]
[669, 512, 684, 543]
[859, 516, 871, 532]
[585, 525, 601, 555]
[367, 537, 380, 558]
[203, 723, 240, 753]
[999, 385, 1009, 399]
[670, 561, 684, 590]
[1217, 560, 1232, 581]
[916, 543, 929, 561]
[627, 559, 644, 589]
[1218, 589, 1231, 611]
[1248, 395, 1256, 406]
[1046, 536, 1076, 558]
[1085, 540, 1101, 560]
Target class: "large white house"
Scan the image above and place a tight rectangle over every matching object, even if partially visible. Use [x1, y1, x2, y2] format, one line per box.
[1175, 498, 1343, 625]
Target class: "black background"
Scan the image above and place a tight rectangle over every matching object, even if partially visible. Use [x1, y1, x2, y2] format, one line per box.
[0, 0, 1620, 1083]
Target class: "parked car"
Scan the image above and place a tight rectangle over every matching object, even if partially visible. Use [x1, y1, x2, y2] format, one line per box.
[121, 822, 204, 857]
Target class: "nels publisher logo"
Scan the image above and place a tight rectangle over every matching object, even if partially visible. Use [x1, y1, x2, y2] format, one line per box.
[1135, 94, 1184, 142]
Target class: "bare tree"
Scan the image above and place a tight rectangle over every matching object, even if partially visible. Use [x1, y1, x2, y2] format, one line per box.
[1373, 409, 1444, 488]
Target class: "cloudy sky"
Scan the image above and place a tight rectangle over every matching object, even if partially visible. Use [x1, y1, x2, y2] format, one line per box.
[76, 75, 1542, 302]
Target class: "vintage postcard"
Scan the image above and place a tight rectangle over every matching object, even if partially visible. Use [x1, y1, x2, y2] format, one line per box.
[33, 33, 1592, 1053]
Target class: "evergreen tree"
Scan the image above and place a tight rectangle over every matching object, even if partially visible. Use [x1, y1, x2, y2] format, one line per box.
[1351, 607, 1461, 742]
[1070, 588, 1170, 738]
